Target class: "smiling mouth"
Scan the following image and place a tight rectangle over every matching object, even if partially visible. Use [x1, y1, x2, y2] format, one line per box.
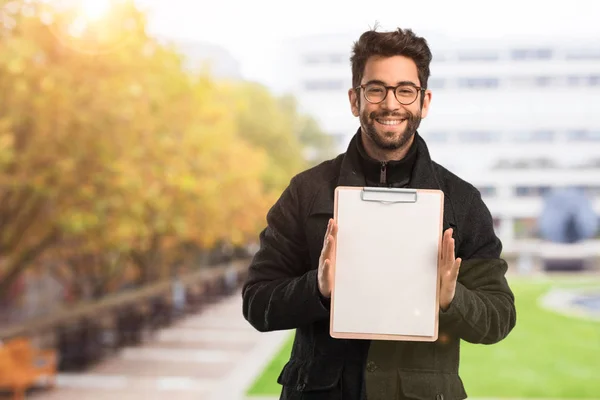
[375, 118, 406, 126]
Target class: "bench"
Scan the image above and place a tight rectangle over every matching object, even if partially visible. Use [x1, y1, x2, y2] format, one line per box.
[0, 338, 57, 399]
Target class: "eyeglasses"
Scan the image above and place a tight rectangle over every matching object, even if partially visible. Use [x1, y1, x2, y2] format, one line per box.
[355, 83, 425, 105]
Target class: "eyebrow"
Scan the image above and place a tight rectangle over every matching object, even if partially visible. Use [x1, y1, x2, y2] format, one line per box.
[364, 79, 419, 87]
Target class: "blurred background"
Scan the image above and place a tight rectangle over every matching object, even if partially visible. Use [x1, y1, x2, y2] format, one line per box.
[0, 0, 598, 399]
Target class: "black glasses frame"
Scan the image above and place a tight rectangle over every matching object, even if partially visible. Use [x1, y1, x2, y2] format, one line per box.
[355, 83, 426, 105]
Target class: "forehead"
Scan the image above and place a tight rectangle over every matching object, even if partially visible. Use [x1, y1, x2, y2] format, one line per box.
[362, 55, 420, 86]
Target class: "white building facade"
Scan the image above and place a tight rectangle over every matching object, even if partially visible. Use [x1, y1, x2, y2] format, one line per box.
[277, 31, 600, 256]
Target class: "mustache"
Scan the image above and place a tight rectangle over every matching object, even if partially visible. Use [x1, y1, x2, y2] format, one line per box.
[369, 111, 413, 120]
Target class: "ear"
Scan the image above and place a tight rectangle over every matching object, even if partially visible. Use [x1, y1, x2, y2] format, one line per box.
[348, 88, 359, 117]
[419, 89, 433, 119]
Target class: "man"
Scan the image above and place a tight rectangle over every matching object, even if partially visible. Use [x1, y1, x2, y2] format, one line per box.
[242, 27, 516, 400]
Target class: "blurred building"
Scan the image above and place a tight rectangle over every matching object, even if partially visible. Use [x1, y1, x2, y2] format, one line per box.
[276, 31, 600, 256]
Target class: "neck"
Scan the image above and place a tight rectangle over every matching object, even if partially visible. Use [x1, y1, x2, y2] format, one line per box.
[360, 131, 416, 162]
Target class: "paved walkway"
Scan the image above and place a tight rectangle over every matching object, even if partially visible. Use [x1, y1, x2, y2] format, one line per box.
[23, 281, 600, 400]
[28, 294, 289, 400]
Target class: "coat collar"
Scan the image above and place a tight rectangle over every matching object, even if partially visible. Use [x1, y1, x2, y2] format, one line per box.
[337, 130, 441, 190]
[311, 129, 456, 233]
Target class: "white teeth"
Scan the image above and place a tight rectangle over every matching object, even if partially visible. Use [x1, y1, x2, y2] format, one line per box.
[377, 119, 404, 125]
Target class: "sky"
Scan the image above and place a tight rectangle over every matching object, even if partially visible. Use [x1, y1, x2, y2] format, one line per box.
[132, 0, 600, 89]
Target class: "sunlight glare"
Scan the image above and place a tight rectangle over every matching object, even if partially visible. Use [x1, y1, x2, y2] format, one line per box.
[80, 0, 112, 21]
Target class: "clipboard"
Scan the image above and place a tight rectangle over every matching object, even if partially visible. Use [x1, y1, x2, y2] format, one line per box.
[330, 186, 444, 342]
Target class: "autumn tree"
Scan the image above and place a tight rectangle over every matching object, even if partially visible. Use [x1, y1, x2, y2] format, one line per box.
[0, 0, 329, 300]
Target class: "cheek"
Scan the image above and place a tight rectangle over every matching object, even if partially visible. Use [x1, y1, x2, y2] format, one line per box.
[360, 104, 377, 119]
[405, 105, 421, 118]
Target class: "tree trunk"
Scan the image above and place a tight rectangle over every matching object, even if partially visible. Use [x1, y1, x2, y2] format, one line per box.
[0, 229, 59, 300]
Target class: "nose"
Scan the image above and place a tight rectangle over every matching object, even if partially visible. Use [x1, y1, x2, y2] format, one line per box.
[382, 88, 401, 111]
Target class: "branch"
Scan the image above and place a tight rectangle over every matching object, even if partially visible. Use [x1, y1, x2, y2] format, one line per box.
[0, 228, 60, 298]
[1, 193, 46, 253]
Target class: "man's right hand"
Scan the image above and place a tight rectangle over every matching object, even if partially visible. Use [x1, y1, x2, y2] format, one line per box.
[318, 218, 338, 298]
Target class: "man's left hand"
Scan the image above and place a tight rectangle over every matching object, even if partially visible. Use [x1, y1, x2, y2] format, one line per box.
[439, 228, 462, 311]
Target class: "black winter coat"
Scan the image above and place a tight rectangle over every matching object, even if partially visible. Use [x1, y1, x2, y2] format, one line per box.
[242, 131, 517, 400]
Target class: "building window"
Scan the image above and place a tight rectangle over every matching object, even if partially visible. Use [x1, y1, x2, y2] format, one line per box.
[457, 51, 499, 62]
[329, 54, 345, 64]
[567, 76, 583, 86]
[535, 76, 554, 86]
[426, 131, 448, 143]
[585, 158, 600, 168]
[303, 80, 345, 91]
[510, 76, 564, 88]
[458, 130, 501, 142]
[565, 49, 600, 60]
[588, 76, 600, 86]
[515, 186, 551, 197]
[303, 55, 322, 64]
[568, 75, 600, 87]
[514, 130, 555, 142]
[511, 48, 553, 60]
[478, 186, 497, 197]
[566, 130, 600, 141]
[458, 77, 499, 89]
[427, 78, 446, 89]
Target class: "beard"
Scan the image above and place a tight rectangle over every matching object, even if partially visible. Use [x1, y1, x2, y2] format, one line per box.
[360, 107, 422, 151]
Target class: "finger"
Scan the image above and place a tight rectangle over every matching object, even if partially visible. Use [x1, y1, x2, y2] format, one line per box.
[324, 235, 335, 257]
[324, 259, 335, 285]
[440, 231, 445, 261]
[451, 258, 462, 279]
[324, 258, 332, 274]
[445, 229, 453, 259]
[331, 219, 338, 237]
[442, 229, 450, 261]
[447, 238, 455, 266]
[323, 258, 334, 276]
[321, 221, 332, 251]
[320, 235, 330, 259]
[447, 239, 456, 269]
[320, 232, 330, 261]
[446, 230, 455, 263]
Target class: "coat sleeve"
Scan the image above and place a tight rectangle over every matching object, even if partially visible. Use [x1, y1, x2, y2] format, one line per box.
[242, 177, 330, 332]
[438, 189, 517, 344]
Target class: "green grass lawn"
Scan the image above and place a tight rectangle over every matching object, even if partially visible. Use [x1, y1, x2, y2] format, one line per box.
[246, 275, 600, 398]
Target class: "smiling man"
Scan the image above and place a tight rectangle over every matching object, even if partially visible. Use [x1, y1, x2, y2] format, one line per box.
[352, 60, 427, 158]
[242, 27, 517, 400]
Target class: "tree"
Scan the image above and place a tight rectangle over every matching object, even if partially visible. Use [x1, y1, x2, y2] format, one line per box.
[0, 0, 326, 300]
[278, 94, 336, 165]
[228, 82, 306, 193]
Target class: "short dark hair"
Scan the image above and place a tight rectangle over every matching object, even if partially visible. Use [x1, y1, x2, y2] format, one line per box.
[350, 27, 432, 89]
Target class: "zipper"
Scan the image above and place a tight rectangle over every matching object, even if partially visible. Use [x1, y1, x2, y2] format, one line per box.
[380, 161, 387, 185]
